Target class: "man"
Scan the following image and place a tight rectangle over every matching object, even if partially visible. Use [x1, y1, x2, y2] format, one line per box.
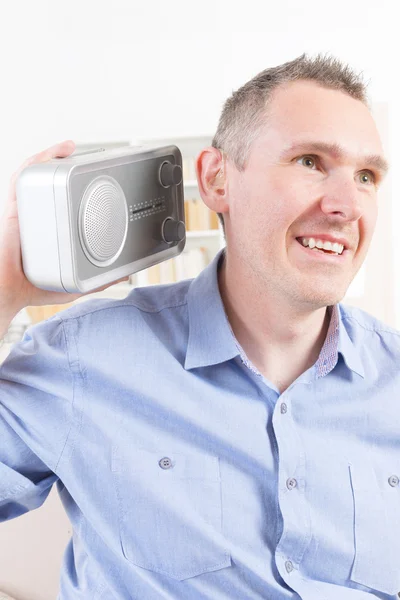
[0, 53, 398, 599]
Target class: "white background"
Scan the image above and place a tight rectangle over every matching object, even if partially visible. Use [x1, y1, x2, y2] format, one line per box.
[0, 1, 398, 598]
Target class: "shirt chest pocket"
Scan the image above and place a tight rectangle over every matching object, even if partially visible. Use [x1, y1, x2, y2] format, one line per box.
[111, 446, 231, 581]
[349, 459, 400, 595]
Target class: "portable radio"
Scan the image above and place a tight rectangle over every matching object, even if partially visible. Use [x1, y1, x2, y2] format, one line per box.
[16, 144, 186, 293]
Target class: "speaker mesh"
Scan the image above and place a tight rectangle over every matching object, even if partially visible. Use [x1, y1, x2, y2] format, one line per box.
[79, 176, 128, 266]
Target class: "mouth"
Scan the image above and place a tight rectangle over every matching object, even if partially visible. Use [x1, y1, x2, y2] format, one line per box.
[294, 237, 348, 262]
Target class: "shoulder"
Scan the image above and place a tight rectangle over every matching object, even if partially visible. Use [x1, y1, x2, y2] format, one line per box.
[339, 302, 400, 349]
[55, 279, 193, 323]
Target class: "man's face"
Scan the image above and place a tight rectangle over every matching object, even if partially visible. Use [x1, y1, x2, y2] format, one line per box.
[224, 80, 388, 309]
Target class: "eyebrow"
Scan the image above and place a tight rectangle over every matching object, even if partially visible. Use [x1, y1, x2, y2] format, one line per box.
[280, 141, 390, 177]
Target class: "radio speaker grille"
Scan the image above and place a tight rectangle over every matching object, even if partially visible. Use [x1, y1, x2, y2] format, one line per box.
[79, 176, 128, 267]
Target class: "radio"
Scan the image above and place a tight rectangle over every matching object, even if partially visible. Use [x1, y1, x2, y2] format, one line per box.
[16, 145, 186, 293]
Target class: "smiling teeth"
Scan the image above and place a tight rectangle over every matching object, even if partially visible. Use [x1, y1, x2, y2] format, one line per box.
[300, 237, 344, 255]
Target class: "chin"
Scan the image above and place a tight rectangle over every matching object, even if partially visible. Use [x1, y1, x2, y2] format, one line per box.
[296, 287, 347, 309]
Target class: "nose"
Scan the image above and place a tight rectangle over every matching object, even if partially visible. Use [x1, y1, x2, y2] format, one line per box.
[319, 173, 363, 222]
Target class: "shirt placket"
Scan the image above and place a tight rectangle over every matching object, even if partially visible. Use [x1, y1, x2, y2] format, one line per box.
[272, 384, 313, 595]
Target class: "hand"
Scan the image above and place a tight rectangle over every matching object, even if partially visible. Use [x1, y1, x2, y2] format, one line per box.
[0, 140, 129, 314]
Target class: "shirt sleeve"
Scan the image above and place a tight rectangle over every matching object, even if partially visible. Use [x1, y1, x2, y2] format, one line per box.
[0, 315, 74, 522]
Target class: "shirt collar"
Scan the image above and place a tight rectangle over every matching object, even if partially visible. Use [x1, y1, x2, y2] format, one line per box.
[337, 304, 365, 378]
[185, 248, 240, 370]
[184, 247, 364, 379]
[314, 304, 364, 379]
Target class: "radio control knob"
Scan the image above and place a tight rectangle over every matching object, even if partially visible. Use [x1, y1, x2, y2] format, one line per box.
[162, 218, 186, 243]
[159, 162, 182, 187]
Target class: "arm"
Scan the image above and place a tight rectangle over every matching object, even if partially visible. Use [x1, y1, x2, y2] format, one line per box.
[0, 314, 73, 522]
[0, 141, 77, 521]
[0, 140, 129, 518]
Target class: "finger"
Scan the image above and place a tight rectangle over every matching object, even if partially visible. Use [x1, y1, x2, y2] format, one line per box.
[18, 140, 76, 174]
[34, 139, 76, 163]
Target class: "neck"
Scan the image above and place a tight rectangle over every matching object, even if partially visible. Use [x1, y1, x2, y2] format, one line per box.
[217, 249, 332, 391]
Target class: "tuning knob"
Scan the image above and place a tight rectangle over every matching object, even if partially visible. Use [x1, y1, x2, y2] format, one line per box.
[159, 161, 183, 187]
[162, 218, 186, 243]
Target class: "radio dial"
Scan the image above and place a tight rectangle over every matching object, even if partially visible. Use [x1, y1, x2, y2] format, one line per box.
[162, 218, 186, 243]
[159, 162, 183, 187]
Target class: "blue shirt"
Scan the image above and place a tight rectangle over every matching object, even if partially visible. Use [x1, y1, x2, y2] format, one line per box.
[1, 247, 400, 600]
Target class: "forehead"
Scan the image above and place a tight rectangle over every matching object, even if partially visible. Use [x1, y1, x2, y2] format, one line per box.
[260, 80, 384, 157]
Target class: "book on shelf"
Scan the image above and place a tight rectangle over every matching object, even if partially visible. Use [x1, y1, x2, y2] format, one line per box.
[144, 247, 209, 286]
[184, 198, 219, 231]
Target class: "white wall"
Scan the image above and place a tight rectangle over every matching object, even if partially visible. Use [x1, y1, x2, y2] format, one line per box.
[0, 1, 398, 598]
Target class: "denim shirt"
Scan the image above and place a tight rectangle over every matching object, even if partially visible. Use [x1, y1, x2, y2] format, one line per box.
[1, 248, 400, 600]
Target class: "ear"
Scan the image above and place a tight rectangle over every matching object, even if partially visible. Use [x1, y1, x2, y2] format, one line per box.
[195, 147, 229, 216]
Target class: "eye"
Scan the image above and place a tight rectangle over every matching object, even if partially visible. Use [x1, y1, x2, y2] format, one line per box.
[297, 155, 317, 169]
[358, 171, 375, 185]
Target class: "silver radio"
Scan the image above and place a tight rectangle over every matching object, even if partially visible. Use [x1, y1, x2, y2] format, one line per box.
[16, 145, 186, 293]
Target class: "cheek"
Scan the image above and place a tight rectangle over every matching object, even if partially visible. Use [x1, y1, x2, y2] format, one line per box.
[357, 213, 377, 257]
[261, 174, 309, 229]
[230, 170, 312, 237]
[359, 199, 378, 236]
[368, 203, 378, 230]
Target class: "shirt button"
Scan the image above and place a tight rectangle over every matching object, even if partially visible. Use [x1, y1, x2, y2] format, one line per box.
[286, 478, 297, 490]
[388, 475, 399, 487]
[285, 560, 294, 573]
[159, 457, 173, 470]
[281, 403, 288, 414]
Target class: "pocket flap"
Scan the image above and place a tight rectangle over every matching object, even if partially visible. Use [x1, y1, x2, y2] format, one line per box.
[349, 460, 400, 594]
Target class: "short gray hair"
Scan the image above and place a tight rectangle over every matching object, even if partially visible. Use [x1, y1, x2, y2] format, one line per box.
[212, 52, 370, 232]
